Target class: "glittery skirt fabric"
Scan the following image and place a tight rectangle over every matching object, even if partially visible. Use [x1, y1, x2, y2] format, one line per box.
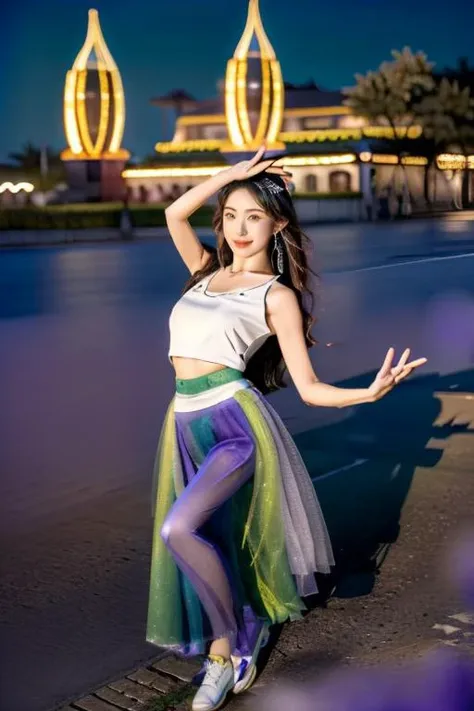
[146, 375, 334, 656]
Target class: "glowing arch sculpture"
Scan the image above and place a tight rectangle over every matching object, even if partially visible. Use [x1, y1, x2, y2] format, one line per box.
[223, 0, 285, 151]
[61, 9, 129, 161]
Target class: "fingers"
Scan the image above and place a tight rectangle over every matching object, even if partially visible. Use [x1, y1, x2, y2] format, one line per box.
[379, 347, 395, 377]
[384, 347, 427, 377]
[373, 348, 428, 392]
[394, 366, 413, 384]
[391, 348, 410, 377]
[397, 348, 411, 370]
[394, 357, 428, 384]
[405, 357, 428, 368]
[247, 143, 267, 171]
[246, 157, 277, 177]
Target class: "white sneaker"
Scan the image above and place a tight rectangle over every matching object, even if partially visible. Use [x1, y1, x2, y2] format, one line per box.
[191, 654, 235, 711]
[231, 622, 270, 694]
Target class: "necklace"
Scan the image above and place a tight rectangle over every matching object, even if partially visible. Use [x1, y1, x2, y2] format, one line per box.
[228, 266, 273, 277]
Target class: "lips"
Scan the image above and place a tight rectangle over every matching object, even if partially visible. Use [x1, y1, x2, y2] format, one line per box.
[234, 240, 253, 248]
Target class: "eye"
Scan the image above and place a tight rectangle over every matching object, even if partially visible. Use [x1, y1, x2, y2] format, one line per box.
[224, 212, 234, 219]
[249, 215, 261, 221]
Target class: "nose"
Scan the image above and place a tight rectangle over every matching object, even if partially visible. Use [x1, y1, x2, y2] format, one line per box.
[237, 221, 248, 236]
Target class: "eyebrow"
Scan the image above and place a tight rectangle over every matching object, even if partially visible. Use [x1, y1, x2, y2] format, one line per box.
[224, 206, 266, 213]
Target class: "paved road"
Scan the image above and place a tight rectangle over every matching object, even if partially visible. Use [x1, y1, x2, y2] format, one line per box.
[226, 385, 474, 710]
[1, 216, 474, 711]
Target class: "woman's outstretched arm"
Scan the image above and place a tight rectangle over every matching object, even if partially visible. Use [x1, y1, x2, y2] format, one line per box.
[267, 286, 427, 408]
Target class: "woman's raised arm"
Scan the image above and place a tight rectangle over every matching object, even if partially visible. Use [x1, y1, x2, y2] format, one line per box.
[164, 170, 233, 275]
[164, 144, 289, 275]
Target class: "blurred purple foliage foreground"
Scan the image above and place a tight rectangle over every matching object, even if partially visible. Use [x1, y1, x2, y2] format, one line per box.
[260, 530, 474, 711]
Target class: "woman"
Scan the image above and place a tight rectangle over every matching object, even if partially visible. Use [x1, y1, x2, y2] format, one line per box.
[147, 144, 427, 711]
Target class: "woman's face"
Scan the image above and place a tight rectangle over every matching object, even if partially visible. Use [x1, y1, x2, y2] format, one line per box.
[222, 188, 281, 258]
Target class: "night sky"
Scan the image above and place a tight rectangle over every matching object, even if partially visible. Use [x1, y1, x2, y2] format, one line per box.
[2, 0, 472, 163]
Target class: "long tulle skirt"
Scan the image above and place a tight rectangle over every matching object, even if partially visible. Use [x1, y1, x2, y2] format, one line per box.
[147, 373, 334, 657]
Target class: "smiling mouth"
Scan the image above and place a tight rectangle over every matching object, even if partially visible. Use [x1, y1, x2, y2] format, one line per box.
[234, 240, 253, 247]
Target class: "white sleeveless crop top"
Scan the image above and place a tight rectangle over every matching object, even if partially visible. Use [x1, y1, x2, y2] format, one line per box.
[168, 269, 280, 371]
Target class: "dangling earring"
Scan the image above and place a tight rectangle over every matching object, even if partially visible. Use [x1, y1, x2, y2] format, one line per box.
[272, 232, 284, 274]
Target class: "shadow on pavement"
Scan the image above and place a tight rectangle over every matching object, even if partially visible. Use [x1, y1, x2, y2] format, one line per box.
[295, 367, 474, 603]
[251, 367, 474, 693]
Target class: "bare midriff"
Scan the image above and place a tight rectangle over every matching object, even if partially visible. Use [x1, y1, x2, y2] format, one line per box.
[171, 356, 230, 380]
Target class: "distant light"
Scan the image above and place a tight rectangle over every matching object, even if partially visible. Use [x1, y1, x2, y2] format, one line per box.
[274, 154, 357, 166]
[361, 154, 428, 166]
[372, 154, 399, 164]
[123, 166, 226, 178]
[155, 139, 225, 153]
[281, 126, 423, 143]
[0, 181, 34, 193]
[437, 154, 474, 170]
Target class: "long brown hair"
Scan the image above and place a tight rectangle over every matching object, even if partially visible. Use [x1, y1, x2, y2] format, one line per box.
[181, 172, 319, 394]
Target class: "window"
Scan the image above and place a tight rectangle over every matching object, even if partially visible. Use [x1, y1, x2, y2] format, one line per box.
[305, 174, 318, 193]
[329, 170, 352, 193]
[303, 117, 332, 129]
[139, 185, 149, 203]
[203, 125, 227, 139]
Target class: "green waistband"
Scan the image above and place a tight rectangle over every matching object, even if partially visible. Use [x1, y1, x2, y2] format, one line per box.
[175, 367, 245, 395]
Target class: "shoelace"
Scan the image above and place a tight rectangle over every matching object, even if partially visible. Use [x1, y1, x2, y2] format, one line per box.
[203, 660, 228, 686]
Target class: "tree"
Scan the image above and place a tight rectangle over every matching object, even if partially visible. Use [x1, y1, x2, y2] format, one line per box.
[8, 141, 65, 191]
[416, 78, 474, 207]
[344, 48, 474, 210]
[436, 57, 474, 93]
[343, 47, 436, 213]
[8, 141, 62, 170]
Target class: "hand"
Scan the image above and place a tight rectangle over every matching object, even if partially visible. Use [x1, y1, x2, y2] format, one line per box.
[223, 142, 292, 183]
[368, 347, 428, 402]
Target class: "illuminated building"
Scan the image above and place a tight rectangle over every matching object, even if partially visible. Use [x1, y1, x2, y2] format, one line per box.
[124, 0, 459, 211]
[61, 8, 130, 202]
[59, 2, 471, 211]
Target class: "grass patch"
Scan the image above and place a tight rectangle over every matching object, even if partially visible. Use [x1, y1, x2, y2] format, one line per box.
[44, 202, 170, 212]
[0, 204, 214, 230]
[143, 682, 195, 711]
